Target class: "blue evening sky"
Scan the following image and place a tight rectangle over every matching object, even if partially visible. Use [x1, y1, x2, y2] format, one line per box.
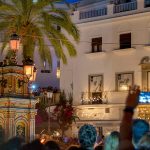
[65, 0, 80, 3]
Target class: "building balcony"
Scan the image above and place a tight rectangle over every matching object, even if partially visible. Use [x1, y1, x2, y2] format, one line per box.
[75, 0, 149, 23]
[37, 92, 60, 106]
[75, 103, 125, 121]
[114, 1, 137, 13]
[80, 91, 128, 105]
[79, 7, 107, 20]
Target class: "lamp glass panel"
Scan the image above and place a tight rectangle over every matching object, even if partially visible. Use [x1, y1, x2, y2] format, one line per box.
[32, 70, 37, 81]
[24, 65, 34, 81]
[10, 40, 20, 50]
[56, 69, 60, 78]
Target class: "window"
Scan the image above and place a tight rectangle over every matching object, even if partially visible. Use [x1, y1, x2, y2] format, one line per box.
[89, 74, 103, 104]
[91, 37, 102, 52]
[120, 33, 131, 49]
[145, 0, 150, 7]
[89, 74, 103, 96]
[116, 72, 134, 91]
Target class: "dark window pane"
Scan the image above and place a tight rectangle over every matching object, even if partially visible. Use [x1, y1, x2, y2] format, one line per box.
[92, 37, 102, 52]
[120, 33, 131, 49]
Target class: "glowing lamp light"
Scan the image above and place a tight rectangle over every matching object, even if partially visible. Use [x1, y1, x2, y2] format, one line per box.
[120, 84, 128, 91]
[47, 91, 53, 99]
[24, 64, 34, 81]
[56, 68, 60, 78]
[40, 137, 46, 144]
[30, 67, 37, 81]
[10, 33, 20, 50]
[32, 84, 36, 89]
[23, 57, 35, 81]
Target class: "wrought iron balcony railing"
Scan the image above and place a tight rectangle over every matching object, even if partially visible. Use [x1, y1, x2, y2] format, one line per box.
[79, 7, 107, 19]
[37, 92, 61, 106]
[114, 1, 137, 13]
[80, 92, 108, 105]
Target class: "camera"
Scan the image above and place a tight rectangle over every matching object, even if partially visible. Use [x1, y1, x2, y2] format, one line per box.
[139, 92, 150, 103]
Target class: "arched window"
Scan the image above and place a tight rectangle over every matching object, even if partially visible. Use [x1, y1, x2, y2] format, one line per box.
[16, 122, 25, 138]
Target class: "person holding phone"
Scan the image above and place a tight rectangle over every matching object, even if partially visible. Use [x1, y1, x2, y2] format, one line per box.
[119, 85, 140, 150]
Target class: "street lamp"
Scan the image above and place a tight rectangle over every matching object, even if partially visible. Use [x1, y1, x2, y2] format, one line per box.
[56, 68, 60, 79]
[56, 60, 60, 78]
[9, 33, 20, 51]
[8, 33, 37, 95]
[10, 33, 35, 82]
[23, 57, 36, 81]
[47, 91, 53, 135]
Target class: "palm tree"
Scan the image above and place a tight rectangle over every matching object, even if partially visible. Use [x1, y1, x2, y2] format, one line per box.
[0, 0, 79, 68]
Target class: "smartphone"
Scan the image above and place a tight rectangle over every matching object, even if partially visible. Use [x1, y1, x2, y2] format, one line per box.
[139, 92, 150, 103]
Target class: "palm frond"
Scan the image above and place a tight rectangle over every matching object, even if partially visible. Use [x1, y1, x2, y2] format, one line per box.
[0, 0, 19, 13]
[0, 35, 9, 54]
[0, 0, 80, 68]
[45, 13, 80, 41]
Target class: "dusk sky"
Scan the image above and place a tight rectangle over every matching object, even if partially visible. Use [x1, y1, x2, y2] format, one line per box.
[65, 0, 80, 3]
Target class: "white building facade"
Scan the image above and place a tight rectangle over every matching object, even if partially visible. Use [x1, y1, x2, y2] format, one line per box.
[60, 0, 150, 135]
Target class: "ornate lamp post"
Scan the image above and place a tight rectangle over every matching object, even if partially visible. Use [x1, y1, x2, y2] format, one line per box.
[0, 33, 37, 142]
[47, 91, 53, 135]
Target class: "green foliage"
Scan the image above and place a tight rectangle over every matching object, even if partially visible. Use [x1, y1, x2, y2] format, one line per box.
[52, 90, 79, 136]
[59, 90, 67, 105]
[68, 92, 73, 105]
[36, 100, 47, 111]
[0, 0, 80, 68]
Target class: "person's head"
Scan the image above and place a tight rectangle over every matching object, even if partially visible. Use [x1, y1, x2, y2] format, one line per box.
[0, 136, 25, 150]
[78, 124, 97, 150]
[67, 145, 79, 150]
[94, 145, 103, 150]
[137, 132, 150, 150]
[132, 119, 149, 148]
[21, 139, 45, 150]
[104, 131, 120, 150]
[45, 140, 60, 150]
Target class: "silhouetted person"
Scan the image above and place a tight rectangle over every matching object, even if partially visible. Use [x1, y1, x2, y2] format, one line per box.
[132, 119, 149, 149]
[104, 131, 120, 150]
[137, 132, 150, 150]
[67, 145, 79, 150]
[0, 136, 25, 150]
[94, 145, 103, 150]
[21, 139, 45, 150]
[45, 140, 60, 150]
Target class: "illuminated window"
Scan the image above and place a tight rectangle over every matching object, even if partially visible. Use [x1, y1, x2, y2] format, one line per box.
[91, 37, 102, 52]
[116, 72, 134, 91]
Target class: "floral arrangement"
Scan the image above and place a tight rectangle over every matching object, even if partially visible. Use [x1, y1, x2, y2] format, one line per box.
[53, 102, 77, 124]
[52, 91, 79, 136]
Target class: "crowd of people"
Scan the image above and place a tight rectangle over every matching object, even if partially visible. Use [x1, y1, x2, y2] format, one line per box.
[1, 85, 150, 150]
